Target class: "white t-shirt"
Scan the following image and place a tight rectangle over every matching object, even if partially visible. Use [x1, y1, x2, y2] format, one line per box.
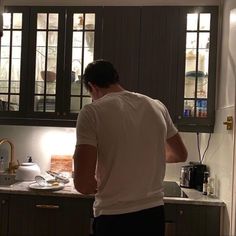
[76, 90, 178, 217]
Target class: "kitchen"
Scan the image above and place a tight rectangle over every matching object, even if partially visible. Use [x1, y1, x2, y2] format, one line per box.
[0, 0, 235, 235]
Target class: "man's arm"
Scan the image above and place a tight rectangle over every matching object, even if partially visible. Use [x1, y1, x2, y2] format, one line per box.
[73, 144, 97, 195]
[165, 133, 188, 163]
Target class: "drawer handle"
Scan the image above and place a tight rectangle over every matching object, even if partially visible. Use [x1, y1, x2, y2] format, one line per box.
[1, 199, 6, 205]
[35, 204, 60, 209]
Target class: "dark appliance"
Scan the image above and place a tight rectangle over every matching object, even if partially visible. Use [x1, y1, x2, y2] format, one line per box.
[180, 162, 207, 191]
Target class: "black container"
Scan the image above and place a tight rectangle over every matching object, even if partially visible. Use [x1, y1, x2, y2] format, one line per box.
[192, 163, 207, 191]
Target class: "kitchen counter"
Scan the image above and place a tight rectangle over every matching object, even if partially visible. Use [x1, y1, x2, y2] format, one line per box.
[0, 179, 225, 207]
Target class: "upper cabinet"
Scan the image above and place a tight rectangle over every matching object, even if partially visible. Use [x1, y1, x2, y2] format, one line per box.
[0, 6, 102, 126]
[0, 6, 218, 132]
[101, 6, 218, 133]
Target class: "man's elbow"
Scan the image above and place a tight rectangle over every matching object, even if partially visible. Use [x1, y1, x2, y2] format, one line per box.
[73, 179, 96, 195]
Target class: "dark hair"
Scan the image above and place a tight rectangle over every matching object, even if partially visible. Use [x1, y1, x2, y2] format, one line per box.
[83, 59, 119, 90]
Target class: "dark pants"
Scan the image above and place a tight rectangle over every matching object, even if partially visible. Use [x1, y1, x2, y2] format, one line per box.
[93, 205, 165, 236]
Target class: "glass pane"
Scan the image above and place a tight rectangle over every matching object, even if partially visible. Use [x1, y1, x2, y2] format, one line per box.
[85, 14, 95, 30]
[12, 31, 22, 46]
[82, 84, 90, 95]
[187, 13, 198, 31]
[35, 81, 44, 94]
[183, 100, 194, 117]
[85, 31, 94, 50]
[12, 46, 21, 59]
[184, 73, 195, 98]
[0, 95, 8, 111]
[3, 13, 11, 29]
[199, 33, 210, 49]
[1, 46, 10, 58]
[185, 49, 197, 73]
[37, 14, 47, 29]
[198, 49, 209, 74]
[196, 100, 207, 117]
[10, 95, 19, 111]
[35, 95, 44, 112]
[36, 31, 47, 47]
[73, 32, 83, 47]
[1, 31, 10, 46]
[200, 13, 211, 31]
[72, 48, 82, 77]
[186, 32, 197, 49]
[10, 79, 20, 93]
[45, 78, 56, 94]
[48, 14, 58, 30]
[45, 96, 55, 112]
[0, 59, 9, 92]
[71, 81, 81, 96]
[13, 13, 22, 29]
[83, 49, 94, 73]
[70, 97, 81, 113]
[197, 75, 208, 98]
[47, 46, 57, 71]
[82, 97, 92, 107]
[73, 14, 84, 30]
[48, 31, 58, 46]
[11, 58, 21, 83]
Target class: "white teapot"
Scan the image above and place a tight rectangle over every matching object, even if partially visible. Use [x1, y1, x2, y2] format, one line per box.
[15, 157, 41, 181]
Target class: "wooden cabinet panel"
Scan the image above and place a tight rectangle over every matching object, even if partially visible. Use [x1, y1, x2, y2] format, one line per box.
[101, 7, 140, 92]
[0, 194, 9, 236]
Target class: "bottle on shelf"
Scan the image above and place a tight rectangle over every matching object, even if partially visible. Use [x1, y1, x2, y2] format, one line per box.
[202, 171, 209, 195]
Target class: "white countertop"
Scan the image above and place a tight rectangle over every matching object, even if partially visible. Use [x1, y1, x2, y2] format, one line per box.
[0, 179, 225, 207]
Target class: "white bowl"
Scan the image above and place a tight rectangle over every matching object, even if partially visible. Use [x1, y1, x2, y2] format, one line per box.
[15, 163, 41, 181]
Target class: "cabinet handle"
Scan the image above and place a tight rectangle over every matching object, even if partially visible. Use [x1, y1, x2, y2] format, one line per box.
[179, 210, 184, 215]
[35, 204, 60, 209]
[178, 115, 182, 119]
[57, 112, 60, 116]
[63, 112, 66, 116]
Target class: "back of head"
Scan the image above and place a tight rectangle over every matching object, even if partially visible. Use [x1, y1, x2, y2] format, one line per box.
[83, 59, 119, 90]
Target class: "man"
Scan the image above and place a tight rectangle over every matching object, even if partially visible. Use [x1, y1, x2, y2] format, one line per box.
[73, 59, 187, 236]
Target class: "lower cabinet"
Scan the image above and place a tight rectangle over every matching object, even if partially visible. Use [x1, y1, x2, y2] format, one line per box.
[0, 193, 93, 236]
[0, 193, 222, 236]
[165, 203, 222, 236]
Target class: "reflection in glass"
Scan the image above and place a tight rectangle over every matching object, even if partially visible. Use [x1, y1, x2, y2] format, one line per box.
[186, 33, 197, 49]
[71, 81, 81, 96]
[73, 13, 84, 30]
[199, 33, 210, 49]
[13, 13, 22, 29]
[187, 13, 198, 31]
[185, 49, 196, 72]
[45, 96, 56, 112]
[37, 14, 47, 29]
[85, 31, 94, 50]
[48, 14, 58, 30]
[200, 14, 211, 31]
[3, 13, 11, 29]
[10, 95, 19, 111]
[73, 32, 83, 47]
[85, 14, 95, 29]
[197, 73, 208, 99]
[183, 100, 195, 117]
[1, 31, 10, 46]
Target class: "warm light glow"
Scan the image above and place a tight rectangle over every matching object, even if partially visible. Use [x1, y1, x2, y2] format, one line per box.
[40, 128, 76, 156]
[230, 9, 236, 24]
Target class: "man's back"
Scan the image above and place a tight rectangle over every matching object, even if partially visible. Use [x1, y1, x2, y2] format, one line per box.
[78, 90, 178, 216]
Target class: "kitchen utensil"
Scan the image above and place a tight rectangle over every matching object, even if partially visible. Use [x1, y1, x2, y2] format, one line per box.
[46, 170, 70, 184]
[15, 157, 41, 181]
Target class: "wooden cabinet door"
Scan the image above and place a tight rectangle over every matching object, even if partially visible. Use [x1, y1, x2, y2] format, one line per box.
[139, 7, 181, 120]
[101, 7, 140, 92]
[0, 194, 9, 236]
[8, 194, 93, 236]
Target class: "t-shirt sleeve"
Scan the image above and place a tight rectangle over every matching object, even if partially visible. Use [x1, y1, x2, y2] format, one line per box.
[160, 102, 178, 139]
[76, 106, 97, 147]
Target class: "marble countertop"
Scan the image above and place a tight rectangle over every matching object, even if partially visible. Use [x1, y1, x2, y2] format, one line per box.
[0, 179, 225, 207]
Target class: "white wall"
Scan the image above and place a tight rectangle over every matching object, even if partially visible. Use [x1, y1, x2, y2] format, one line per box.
[199, 0, 236, 235]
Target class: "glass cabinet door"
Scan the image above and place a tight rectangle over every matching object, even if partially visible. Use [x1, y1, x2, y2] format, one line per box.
[183, 12, 211, 119]
[0, 12, 23, 112]
[69, 12, 95, 113]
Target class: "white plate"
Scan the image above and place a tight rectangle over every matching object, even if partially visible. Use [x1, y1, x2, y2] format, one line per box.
[28, 182, 64, 191]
